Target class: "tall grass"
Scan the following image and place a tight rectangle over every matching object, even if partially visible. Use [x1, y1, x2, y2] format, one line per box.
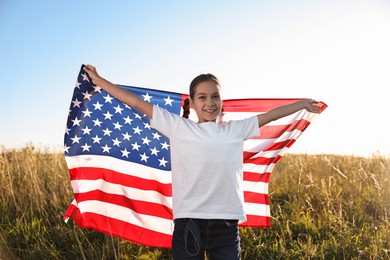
[240, 154, 390, 259]
[0, 146, 389, 259]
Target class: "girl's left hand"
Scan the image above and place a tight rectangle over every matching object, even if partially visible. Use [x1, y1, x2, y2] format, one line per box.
[305, 99, 321, 113]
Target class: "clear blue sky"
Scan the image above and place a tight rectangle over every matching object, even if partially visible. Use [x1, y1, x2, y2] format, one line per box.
[1, 0, 389, 156]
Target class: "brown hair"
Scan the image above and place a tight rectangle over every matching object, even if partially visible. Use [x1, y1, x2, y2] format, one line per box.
[182, 73, 220, 118]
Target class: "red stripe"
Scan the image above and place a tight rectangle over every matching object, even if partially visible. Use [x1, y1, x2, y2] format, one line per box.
[239, 214, 271, 228]
[64, 205, 172, 248]
[69, 167, 172, 197]
[244, 139, 295, 155]
[224, 98, 303, 112]
[244, 191, 269, 204]
[74, 190, 172, 219]
[243, 171, 270, 183]
[250, 118, 311, 139]
[64, 203, 83, 224]
[181, 94, 189, 107]
[262, 139, 297, 152]
[224, 99, 328, 113]
[243, 154, 283, 165]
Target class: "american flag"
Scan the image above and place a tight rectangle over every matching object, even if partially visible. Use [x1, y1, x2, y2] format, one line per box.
[64, 65, 327, 248]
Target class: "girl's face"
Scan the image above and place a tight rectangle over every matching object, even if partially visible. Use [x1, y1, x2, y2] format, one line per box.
[190, 80, 222, 123]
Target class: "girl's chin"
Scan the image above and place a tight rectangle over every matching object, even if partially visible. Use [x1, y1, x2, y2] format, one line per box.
[199, 116, 218, 123]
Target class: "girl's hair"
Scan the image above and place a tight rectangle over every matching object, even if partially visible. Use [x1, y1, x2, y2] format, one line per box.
[182, 73, 220, 118]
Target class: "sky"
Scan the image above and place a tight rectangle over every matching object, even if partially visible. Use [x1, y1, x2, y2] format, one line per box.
[1, 0, 389, 157]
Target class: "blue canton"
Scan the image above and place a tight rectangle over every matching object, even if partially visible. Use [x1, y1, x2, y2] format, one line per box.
[64, 65, 183, 171]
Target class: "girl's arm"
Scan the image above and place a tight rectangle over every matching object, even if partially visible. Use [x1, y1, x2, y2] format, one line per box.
[258, 99, 320, 127]
[83, 65, 153, 119]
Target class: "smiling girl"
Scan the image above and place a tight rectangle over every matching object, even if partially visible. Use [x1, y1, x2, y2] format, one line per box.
[83, 65, 320, 259]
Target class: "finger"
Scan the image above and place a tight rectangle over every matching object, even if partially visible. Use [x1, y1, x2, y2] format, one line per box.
[83, 65, 91, 72]
[83, 64, 94, 71]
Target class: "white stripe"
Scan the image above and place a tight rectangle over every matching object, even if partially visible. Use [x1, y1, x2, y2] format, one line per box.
[77, 200, 173, 235]
[71, 179, 172, 208]
[250, 149, 284, 159]
[243, 162, 276, 174]
[66, 155, 172, 184]
[244, 138, 277, 153]
[244, 202, 270, 217]
[224, 110, 305, 126]
[243, 180, 268, 194]
[221, 112, 257, 121]
[190, 109, 313, 126]
[72, 180, 266, 208]
[244, 128, 304, 153]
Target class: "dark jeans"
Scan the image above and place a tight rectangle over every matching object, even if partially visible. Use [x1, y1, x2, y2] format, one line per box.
[172, 218, 241, 260]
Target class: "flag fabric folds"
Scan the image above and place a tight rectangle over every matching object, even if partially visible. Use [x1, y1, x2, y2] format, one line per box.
[64, 65, 327, 248]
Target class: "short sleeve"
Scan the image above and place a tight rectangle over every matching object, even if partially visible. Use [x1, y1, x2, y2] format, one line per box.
[150, 105, 182, 138]
[243, 115, 260, 140]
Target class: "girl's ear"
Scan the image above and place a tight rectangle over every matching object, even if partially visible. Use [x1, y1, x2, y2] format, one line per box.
[189, 98, 194, 109]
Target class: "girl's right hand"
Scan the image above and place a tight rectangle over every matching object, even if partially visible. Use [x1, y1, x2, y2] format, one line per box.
[83, 65, 101, 84]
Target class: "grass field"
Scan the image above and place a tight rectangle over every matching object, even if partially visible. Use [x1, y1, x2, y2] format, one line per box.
[0, 146, 389, 259]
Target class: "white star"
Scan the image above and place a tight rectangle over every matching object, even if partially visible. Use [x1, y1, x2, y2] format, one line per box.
[64, 145, 70, 153]
[113, 121, 123, 130]
[92, 118, 102, 127]
[93, 85, 101, 93]
[123, 116, 133, 125]
[161, 141, 170, 150]
[159, 157, 168, 167]
[72, 117, 82, 126]
[114, 105, 124, 114]
[65, 127, 71, 135]
[72, 98, 82, 108]
[112, 138, 122, 147]
[121, 148, 130, 158]
[143, 122, 151, 130]
[150, 147, 159, 156]
[134, 113, 142, 120]
[81, 126, 92, 135]
[131, 142, 141, 151]
[71, 135, 81, 144]
[142, 136, 151, 145]
[81, 143, 91, 151]
[92, 135, 102, 143]
[140, 152, 149, 162]
[103, 111, 113, 120]
[81, 73, 90, 82]
[142, 93, 153, 102]
[101, 144, 111, 153]
[103, 94, 114, 103]
[75, 81, 81, 89]
[93, 101, 103, 110]
[133, 126, 142, 135]
[152, 132, 161, 140]
[82, 108, 92, 117]
[82, 91, 93, 100]
[103, 128, 112, 136]
[164, 96, 174, 106]
[122, 132, 132, 141]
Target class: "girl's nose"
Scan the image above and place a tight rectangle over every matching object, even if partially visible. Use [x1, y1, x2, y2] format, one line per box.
[206, 98, 214, 106]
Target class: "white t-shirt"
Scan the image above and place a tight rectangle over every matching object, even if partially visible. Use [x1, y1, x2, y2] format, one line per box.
[150, 105, 259, 221]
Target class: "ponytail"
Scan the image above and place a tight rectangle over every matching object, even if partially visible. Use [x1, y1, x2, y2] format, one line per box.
[182, 98, 190, 118]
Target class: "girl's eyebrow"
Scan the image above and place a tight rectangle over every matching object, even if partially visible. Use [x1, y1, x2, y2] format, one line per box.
[195, 92, 220, 96]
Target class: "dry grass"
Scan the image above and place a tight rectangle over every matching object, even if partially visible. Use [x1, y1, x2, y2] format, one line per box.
[0, 146, 389, 259]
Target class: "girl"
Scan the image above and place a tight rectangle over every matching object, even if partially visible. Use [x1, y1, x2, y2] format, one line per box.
[83, 65, 320, 259]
